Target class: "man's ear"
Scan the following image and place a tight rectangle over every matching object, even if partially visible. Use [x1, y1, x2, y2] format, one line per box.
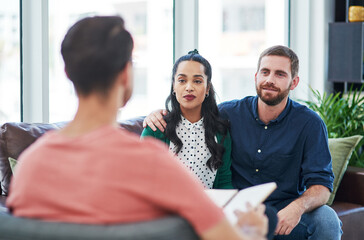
[290, 76, 299, 90]
[119, 61, 132, 87]
[254, 72, 257, 83]
[64, 67, 70, 79]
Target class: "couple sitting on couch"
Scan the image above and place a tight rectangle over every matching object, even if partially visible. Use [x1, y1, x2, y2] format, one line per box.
[6, 15, 341, 240]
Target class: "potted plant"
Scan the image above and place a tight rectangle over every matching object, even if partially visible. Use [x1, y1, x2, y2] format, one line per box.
[301, 84, 364, 167]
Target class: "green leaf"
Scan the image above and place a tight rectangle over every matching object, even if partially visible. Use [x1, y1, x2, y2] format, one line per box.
[300, 84, 364, 167]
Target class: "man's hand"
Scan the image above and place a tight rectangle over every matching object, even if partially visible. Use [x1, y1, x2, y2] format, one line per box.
[275, 185, 330, 236]
[142, 109, 168, 132]
[275, 201, 303, 235]
[235, 204, 268, 239]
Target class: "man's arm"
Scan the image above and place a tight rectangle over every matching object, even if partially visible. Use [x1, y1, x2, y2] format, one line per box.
[143, 101, 228, 132]
[274, 116, 334, 236]
[275, 185, 330, 235]
[142, 109, 168, 132]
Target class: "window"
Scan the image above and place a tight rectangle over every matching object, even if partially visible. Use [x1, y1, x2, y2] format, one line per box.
[199, 0, 287, 103]
[9, 0, 289, 123]
[0, 1, 20, 123]
[48, 0, 173, 122]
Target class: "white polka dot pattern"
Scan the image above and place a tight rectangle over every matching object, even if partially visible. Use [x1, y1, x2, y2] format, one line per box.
[169, 116, 216, 189]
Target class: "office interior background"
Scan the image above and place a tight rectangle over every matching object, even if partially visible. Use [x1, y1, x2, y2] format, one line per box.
[0, 0, 340, 124]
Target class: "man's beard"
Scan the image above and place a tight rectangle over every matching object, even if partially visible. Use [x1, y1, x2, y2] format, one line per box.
[256, 82, 290, 106]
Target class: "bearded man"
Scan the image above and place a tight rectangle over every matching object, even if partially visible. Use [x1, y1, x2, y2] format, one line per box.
[217, 45, 342, 240]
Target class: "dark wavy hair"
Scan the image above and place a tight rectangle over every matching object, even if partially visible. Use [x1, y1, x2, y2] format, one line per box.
[61, 16, 133, 96]
[164, 50, 229, 171]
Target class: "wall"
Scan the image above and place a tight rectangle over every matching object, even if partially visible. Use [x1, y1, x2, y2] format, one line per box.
[289, 0, 335, 102]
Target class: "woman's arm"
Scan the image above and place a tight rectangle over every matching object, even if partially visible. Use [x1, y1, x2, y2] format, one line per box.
[214, 131, 234, 189]
[141, 126, 170, 145]
[141, 125, 159, 138]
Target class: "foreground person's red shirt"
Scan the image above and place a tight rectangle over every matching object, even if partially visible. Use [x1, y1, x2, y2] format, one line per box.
[7, 125, 224, 234]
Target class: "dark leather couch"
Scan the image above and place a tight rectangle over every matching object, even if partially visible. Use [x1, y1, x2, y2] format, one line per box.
[0, 117, 363, 239]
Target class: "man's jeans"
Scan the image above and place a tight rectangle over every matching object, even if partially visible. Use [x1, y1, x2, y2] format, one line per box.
[274, 205, 342, 240]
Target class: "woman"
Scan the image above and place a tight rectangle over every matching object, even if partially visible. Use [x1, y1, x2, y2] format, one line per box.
[141, 50, 233, 189]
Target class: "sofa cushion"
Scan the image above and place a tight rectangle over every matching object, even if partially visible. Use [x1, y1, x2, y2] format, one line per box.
[8, 157, 17, 175]
[0, 213, 199, 240]
[327, 135, 363, 205]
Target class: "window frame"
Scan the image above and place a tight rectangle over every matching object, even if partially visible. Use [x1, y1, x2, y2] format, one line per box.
[21, 0, 49, 123]
[20, 0, 297, 123]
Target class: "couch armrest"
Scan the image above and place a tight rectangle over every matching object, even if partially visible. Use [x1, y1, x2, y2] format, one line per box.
[334, 166, 364, 205]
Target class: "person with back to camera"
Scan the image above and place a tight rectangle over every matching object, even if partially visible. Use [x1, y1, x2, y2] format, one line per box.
[141, 49, 233, 189]
[6, 15, 269, 240]
[143, 45, 343, 239]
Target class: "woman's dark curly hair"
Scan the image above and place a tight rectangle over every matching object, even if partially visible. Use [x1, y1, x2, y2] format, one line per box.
[164, 49, 229, 171]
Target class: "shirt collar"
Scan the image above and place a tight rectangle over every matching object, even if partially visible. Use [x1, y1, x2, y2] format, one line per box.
[252, 95, 292, 125]
[181, 116, 204, 131]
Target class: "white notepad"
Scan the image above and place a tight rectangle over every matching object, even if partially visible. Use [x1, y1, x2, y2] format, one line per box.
[205, 182, 277, 224]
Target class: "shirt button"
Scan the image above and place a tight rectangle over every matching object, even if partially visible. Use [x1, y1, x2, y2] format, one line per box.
[264, 126, 268, 129]
[256, 169, 259, 172]
[255, 118, 258, 121]
[257, 149, 261, 153]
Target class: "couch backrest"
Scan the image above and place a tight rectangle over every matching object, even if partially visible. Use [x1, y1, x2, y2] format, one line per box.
[0, 117, 145, 195]
[0, 213, 199, 240]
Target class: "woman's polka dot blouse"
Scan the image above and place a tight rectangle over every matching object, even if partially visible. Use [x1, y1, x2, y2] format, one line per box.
[169, 116, 216, 189]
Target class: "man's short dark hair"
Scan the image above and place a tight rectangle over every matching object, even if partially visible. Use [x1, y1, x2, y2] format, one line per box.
[257, 45, 299, 78]
[61, 16, 133, 96]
